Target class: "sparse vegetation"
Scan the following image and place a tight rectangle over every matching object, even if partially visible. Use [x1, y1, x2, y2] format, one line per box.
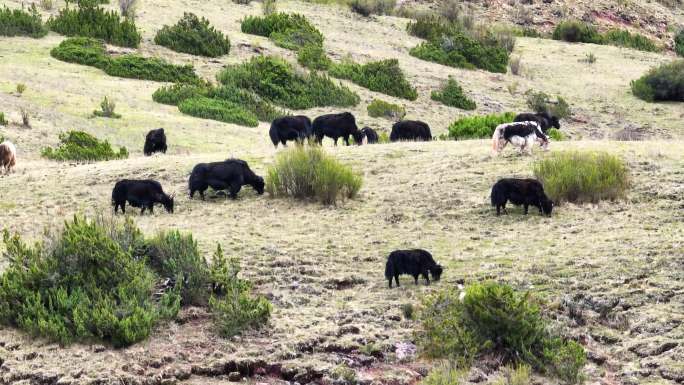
[40, 0, 54, 11]
[581, 52, 597, 64]
[491, 365, 532, 385]
[603, 29, 659, 52]
[349, 0, 396, 16]
[178, 97, 259, 127]
[51, 37, 199, 83]
[447, 112, 515, 139]
[93, 96, 121, 118]
[417, 282, 586, 381]
[297, 43, 332, 70]
[421, 362, 468, 385]
[16, 83, 26, 95]
[20, 108, 30, 127]
[367, 99, 406, 120]
[675, 30, 684, 57]
[631, 60, 684, 102]
[547, 128, 565, 141]
[48, 1, 141, 48]
[525, 90, 571, 119]
[329, 58, 417, 100]
[241, 13, 323, 51]
[41, 130, 129, 162]
[217, 55, 359, 109]
[154, 13, 231, 57]
[0, 112, 7, 126]
[119, 0, 137, 19]
[262, 0, 277, 15]
[430, 77, 476, 110]
[266, 146, 363, 205]
[0, 5, 48, 38]
[533, 151, 629, 203]
[509, 56, 522, 75]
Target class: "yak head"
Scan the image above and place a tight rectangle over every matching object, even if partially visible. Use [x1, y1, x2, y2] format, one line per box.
[550, 116, 561, 130]
[160, 193, 175, 213]
[540, 197, 553, 216]
[431, 264, 444, 281]
[252, 176, 265, 195]
[352, 130, 365, 146]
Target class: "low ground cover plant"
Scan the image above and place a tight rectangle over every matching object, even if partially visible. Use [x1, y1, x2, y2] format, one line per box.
[553, 20, 659, 52]
[241, 13, 323, 51]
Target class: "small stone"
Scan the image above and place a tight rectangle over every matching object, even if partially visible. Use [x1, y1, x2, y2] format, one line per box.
[228, 372, 242, 382]
[93, 345, 106, 353]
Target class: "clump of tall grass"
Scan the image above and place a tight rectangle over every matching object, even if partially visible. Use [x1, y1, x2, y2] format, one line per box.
[533, 151, 629, 203]
[266, 146, 362, 205]
[367, 98, 406, 120]
[93, 96, 121, 118]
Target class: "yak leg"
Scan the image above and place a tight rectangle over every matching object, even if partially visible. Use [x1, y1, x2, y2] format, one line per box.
[333, 137, 338, 146]
[229, 183, 242, 199]
[388, 279, 393, 289]
[523, 204, 529, 215]
[395, 275, 400, 287]
[413, 274, 419, 285]
[148, 204, 154, 214]
[423, 269, 431, 285]
[496, 205, 501, 216]
[140, 206, 146, 215]
[344, 135, 350, 146]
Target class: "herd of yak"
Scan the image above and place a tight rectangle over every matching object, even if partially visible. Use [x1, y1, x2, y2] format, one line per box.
[0, 110, 560, 287]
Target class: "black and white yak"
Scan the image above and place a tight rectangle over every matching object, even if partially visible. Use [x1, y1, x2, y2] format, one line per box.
[385, 249, 443, 288]
[492, 121, 549, 155]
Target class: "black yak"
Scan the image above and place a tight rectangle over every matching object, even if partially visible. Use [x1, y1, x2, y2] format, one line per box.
[492, 121, 549, 155]
[144, 128, 167, 156]
[112, 179, 174, 214]
[385, 249, 443, 288]
[189, 159, 264, 200]
[312, 112, 363, 146]
[514, 112, 560, 133]
[269, 115, 312, 147]
[390, 120, 432, 142]
[359, 127, 379, 144]
[490, 178, 553, 216]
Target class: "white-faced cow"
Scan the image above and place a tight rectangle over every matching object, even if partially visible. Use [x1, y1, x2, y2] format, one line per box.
[358, 127, 379, 144]
[492, 121, 549, 155]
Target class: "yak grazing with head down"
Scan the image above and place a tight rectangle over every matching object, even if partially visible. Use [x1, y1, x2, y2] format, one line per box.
[490, 178, 553, 216]
[390, 120, 432, 142]
[269, 115, 312, 147]
[112, 179, 174, 214]
[492, 121, 549, 155]
[0, 140, 17, 175]
[358, 127, 379, 144]
[385, 249, 443, 288]
[514, 112, 560, 133]
[144, 128, 167, 156]
[189, 159, 264, 200]
[312, 112, 363, 146]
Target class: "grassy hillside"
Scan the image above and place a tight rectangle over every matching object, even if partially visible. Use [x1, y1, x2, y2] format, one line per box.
[1, 0, 684, 384]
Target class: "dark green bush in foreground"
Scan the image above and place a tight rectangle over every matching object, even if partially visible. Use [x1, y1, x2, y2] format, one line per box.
[0, 216, 271, 346]
[41, 130, 128, 162]
[417, 282, 586, 383]
[0, 5, 48, 38]
[533, 151, 629, 203]
[154, 13, 231, 57]
[48, 2, 141, 48]
[51, 37, 198, 83]
[241, 13, 323, 51]
[217, 55, 359, 109]
[266, 146, 362, 205]
[430, 77, 476, 110]
[367, 98, 406, 120]
[329, 58, 418, 100]
[447, 112, 515, 139]
[179, 97, 259, 127]
[631, 60, 684, 102]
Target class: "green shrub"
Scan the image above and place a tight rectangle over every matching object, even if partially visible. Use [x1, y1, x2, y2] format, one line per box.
[603, 29, 659, 52]
[430, 77, 476, 110]
[297, 43, 331, 70]
[525, 90, 571, 119]
[48, 2, 141, 48]
[0, 5, 48, 38]
[51, 37, 199, 83]
[42, 130, 128, 162]
[152, 82, 212, 105]
[241, 13, 323, 51]
[329, 58, 417, 100]
[154, 13, 231, 57]
[547, 128, 565, 141]
[491, 365, 532, 385]
[417, 282, 586, 380]
[178, 97, 259, 127]
[409, 33, 509, 73]
[367, 98, 406, 120]
[675, 30, 684, 57]
[266, 145, 363, 205]
[447, 112, 515, 139]
[349, 0, 396, 16]
[631, 60, 684, 102]
[209, 245, 272, 337]
[93, 96, 121, 118]
[533, 151, 629, 204]
[0, 216, 177, 347]
[210, 84, 286, 122]
[217, 55, 359, 109]
[552, 20, 603, 44]
[406, 15, 455, 40]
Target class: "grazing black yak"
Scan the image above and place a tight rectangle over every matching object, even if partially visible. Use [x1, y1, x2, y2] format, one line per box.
[385, 249, 443, 288]
[490, 178, 553, 216]
[359, 127, 379, 144]
[269, 115, 312, 147]
[492, 121, 549, 155]
[112, 179, 174, 214]
[189, 159, 264, 200]
[144, 128, 167, 156]
[514, 112, 560, 133]
[312, 112, 363, 146]
[390, 120, 432, 142]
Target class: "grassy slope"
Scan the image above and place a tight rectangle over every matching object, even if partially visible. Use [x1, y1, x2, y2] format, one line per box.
[1, 0, 684, 384]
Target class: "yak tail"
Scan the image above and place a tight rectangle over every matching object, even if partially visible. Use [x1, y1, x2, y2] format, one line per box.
[384, 256, 394, 280]
[490, 183, 504, 207]
[491, 124, 504, 152]
[268, 124, 279, 147]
